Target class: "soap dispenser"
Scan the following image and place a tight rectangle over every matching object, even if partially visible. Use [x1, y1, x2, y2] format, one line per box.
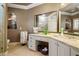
[61, 27, 64, 35]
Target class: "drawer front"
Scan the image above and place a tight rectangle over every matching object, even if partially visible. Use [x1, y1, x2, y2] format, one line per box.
[28, 36, 36, 51]
[29, 36, 35, 39]
[36, 36, 48, 42]
[29, 39, 36, 45]
[29, 35, 49, 42]
[29, 44, 36, 51]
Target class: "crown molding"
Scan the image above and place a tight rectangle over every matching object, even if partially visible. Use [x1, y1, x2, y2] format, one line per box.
[7, 3, 44, 10]
[61, 11, 79, 16]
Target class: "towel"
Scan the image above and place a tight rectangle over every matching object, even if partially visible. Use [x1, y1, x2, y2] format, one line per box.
[20, 31, 27, 44]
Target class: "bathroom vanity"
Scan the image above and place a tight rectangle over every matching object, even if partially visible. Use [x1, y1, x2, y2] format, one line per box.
[28, 33, 79, 56]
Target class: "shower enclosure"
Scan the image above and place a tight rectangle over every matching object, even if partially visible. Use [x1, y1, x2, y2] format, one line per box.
[0, 3, 7, 55]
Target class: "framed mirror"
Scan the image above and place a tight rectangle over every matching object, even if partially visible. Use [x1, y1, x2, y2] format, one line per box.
[59, 3, 79, 35]
[35, 11, 58, 32]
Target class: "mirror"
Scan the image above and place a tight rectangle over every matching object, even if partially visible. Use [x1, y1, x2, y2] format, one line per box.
[60, 3, 79, 35]
[73, 18, 79, 31]
[35, 11, 58, 32]
[36, 14, 48, 31]
[8, 13, 17, 29]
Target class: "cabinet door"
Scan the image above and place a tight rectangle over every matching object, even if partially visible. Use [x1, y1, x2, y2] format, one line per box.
[58, 42, 70, 56]
[49, 39, 58, 56]
[71, 47, 79, 56]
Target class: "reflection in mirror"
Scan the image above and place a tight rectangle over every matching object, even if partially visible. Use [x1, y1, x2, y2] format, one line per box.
[36, 14, 48, 31]
[35, 11, 58, 32]
[61, 13, 72, 33]
[60, 3, 79, 35]
[73, 18, 79, 31]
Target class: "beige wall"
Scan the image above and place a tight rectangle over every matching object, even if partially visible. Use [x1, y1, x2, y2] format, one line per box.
[26, 3, 62, 33]
[8, 3, 63, 33]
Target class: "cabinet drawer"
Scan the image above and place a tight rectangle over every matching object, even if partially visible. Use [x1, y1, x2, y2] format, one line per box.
[34, 36, 48, 42]
[29, 36, 35, 39]
[29, 44, 36, 51]
[29, 39, 36, 45]
[41, 37, 48, 42]
[29, 35, 48, 42]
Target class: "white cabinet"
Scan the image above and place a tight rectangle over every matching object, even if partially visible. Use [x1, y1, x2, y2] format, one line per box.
[49, 39, 58, 56]
[28, 35, 37, 51]
[58, 42, 70, 56]
[71, 47, 79, 56]
[49, 39, 70, 56]
[28, 34, 71, 56]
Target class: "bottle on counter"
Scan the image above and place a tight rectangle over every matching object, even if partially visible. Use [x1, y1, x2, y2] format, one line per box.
[61, 27, 64, 35]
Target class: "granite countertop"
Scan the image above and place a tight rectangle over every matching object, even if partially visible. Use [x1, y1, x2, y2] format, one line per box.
[29, 33, 79, 49]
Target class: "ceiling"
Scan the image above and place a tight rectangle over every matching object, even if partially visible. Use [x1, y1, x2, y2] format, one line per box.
[60, 3, 79, 16]
[7, 3, 44, 10]
[61, 3, 79, 13]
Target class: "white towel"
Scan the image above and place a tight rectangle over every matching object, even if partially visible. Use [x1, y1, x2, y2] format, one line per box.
[20, 31, 27, 44]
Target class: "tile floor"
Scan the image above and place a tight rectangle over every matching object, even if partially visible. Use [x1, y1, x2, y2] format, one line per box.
[6, 44, 44, 56]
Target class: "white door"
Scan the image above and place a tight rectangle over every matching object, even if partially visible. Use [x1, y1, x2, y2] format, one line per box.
[49, 39, 58, 56]
[58, 42, 70, 56]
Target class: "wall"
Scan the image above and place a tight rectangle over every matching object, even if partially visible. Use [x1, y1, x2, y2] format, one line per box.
[8, 3, 64, 33]
[8, 8, 28, 31]
[8, 8, 28, 42]
[26, 3, 63, 33]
